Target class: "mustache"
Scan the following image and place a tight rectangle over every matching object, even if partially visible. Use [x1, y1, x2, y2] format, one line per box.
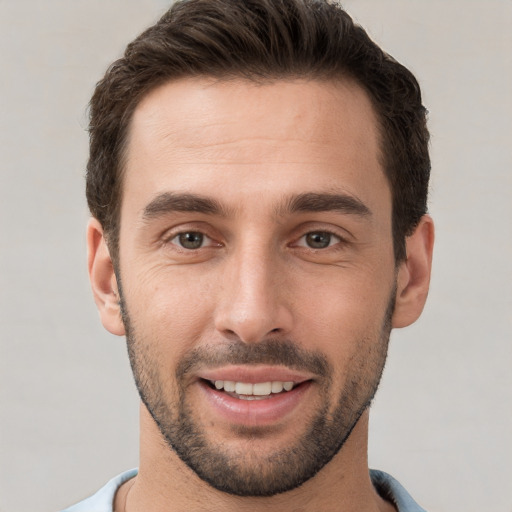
[175, 338, 331, 380]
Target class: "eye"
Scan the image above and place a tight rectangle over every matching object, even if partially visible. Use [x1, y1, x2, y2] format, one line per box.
[297, 231, 341, 249]
[170, 231, 211, 250]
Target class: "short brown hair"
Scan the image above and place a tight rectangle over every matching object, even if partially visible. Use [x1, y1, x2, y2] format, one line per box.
[87, 0, 430, 263]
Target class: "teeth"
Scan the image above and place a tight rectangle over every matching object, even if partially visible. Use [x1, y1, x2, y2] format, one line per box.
[253, 382, 272, 395]
[212, 380, 295, 395]
[223, 381, 236, 392]
[235, 382, 253, 395]
[271, 381, 284, 393]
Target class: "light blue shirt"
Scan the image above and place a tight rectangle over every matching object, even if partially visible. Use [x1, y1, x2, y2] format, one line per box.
[61, 468, 426, 511]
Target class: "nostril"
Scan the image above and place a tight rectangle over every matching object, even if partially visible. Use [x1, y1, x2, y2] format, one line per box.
[215, 305, 293, 344]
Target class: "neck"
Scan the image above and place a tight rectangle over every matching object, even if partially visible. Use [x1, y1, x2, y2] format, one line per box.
[117, 405, 395, 512]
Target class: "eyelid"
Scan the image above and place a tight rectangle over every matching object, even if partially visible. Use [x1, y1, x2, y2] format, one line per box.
[293, 230, 344, 249]
[290, 221, 352, 243]
[160, 223, 223, 249]
[170, 232, 212, 249]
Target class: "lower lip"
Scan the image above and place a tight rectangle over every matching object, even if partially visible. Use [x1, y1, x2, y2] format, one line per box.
[198, 380, 312, 427]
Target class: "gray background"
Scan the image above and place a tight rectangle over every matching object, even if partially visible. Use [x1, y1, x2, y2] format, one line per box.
[1, 1, 511, 511]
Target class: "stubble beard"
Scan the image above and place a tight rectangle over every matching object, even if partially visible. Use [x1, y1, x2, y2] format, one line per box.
[119, 286, 394, 497]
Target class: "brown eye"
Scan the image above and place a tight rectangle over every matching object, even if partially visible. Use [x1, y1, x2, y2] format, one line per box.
[175, 232, 205, 249]
[304, 231, 334, 249]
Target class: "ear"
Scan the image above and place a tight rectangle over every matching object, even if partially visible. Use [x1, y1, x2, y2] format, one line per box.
[87, 217, 126, 336]
[392, 215, 435, 328]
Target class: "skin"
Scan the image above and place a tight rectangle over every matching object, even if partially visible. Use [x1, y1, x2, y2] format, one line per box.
[88, 77, 434, 511]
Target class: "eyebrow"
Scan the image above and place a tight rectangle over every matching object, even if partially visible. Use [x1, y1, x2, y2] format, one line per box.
[141, 191, 371, 222]
[282, 192, 371, 217]
[142, 192, 230, 220]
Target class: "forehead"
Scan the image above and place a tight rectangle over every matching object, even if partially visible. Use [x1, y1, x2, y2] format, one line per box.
[127, 77, 381, 161]
[122, 77, 388, 218]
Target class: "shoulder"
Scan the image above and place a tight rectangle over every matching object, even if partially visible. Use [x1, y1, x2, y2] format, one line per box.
[370, 469, 427, 512]
[59, 468, 138, 512]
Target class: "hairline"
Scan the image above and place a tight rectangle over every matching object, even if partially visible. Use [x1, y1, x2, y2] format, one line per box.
[103, 72, 400, 265]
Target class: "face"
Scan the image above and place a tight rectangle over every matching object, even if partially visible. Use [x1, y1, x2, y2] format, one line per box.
[115, 78, 398, 496]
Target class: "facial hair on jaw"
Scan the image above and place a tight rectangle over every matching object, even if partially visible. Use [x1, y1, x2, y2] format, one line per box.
[117, 277, 395, 497]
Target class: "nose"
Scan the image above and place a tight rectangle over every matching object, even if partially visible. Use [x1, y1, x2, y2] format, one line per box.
[214, 243, 294, 343]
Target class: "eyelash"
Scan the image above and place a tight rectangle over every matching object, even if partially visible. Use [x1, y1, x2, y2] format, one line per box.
[163, 228, 347, 252]
[165, 231, 219, 251]
[293, 230, 344, 250]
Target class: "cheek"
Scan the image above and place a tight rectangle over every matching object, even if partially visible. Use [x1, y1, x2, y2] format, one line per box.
[294, 274, 393, 336]
[124, 265, 217, 355]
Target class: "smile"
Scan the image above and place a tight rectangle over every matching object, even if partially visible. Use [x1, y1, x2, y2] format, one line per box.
[209, 380, 296, 399]
[198, 378, 312, 426]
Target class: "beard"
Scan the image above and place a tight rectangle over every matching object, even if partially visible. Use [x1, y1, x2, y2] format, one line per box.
[119, 285, 394, 497]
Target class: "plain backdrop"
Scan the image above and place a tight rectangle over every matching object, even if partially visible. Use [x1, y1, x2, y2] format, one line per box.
[0, 1, 511, 511]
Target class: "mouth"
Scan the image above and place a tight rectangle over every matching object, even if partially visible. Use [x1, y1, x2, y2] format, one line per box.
[196, 368, 314, 426]
[202, 378, 301, 400]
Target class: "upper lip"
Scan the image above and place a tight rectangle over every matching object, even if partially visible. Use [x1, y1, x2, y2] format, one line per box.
[197, 365, 315, 384]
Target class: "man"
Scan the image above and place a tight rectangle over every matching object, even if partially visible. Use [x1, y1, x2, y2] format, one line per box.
[63, 0, 434, 510]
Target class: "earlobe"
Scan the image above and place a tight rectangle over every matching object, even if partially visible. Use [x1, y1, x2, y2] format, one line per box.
[392, 215, 435, 328]
[87, 218, 126, 336]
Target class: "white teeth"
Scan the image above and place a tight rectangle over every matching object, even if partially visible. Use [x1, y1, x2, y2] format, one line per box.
[253, 382, 272, 396]
[235, 382, 253, 395]
[223, 381, 236, 392]
[271, 381, 284, 393]
[211, 380, 296, 395]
